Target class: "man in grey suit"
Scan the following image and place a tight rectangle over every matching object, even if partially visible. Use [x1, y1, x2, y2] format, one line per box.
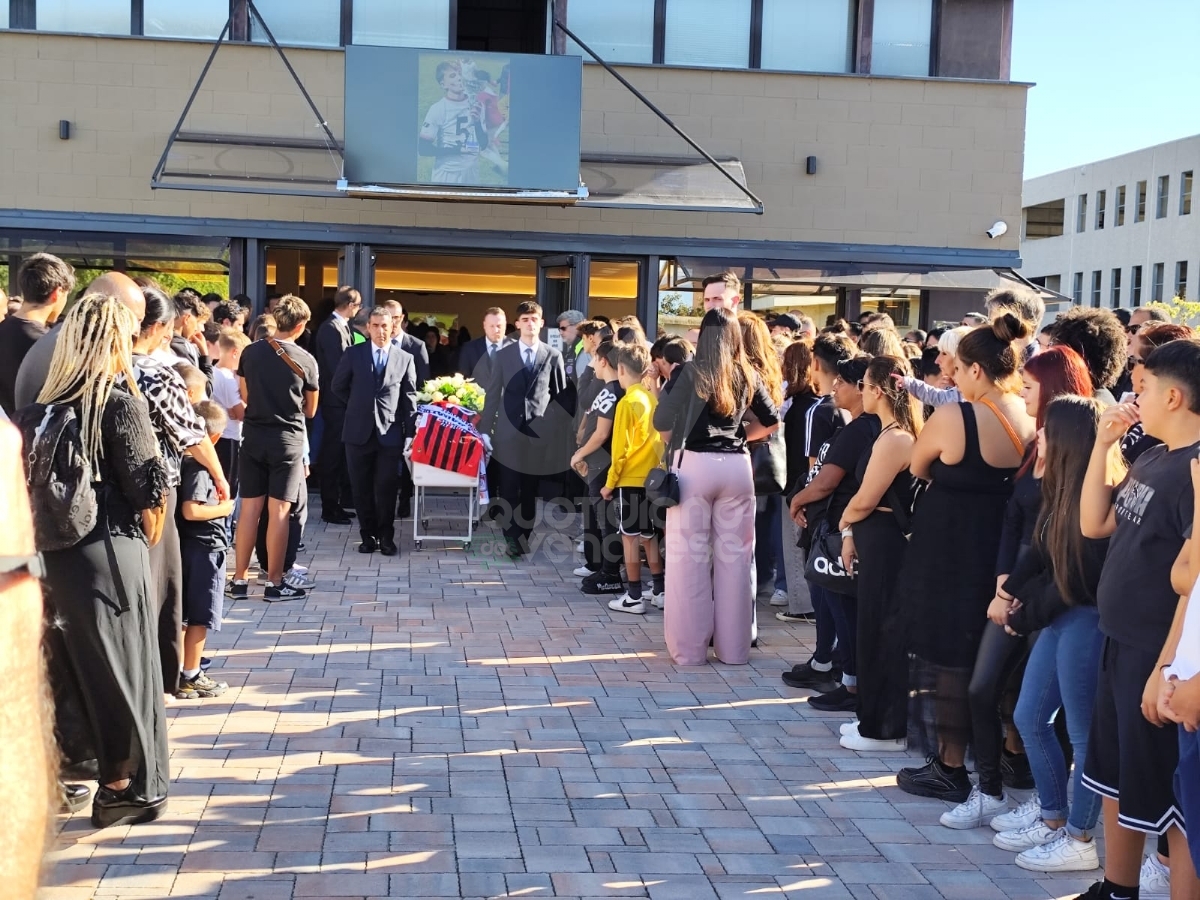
[456, 307, 513, 383]
[314, 286, 362, 524]
[480, 300, 568, 558]
[331, 307, 418, 557]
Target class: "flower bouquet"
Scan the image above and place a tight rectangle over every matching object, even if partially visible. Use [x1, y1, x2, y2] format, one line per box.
[416, 374, 485, 414]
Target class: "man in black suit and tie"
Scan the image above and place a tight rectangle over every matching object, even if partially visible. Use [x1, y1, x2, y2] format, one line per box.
[456, 307, 514, 383]
[381, 299, 430, 518]
[315, 286, 363, 524]
[480, 300, 568, 558]
[331, 306, 418, 557]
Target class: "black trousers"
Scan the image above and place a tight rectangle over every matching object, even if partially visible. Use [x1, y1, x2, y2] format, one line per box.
[215, 436, 240, 499]
[148, 487, 183, 694]
[583, 474, 621, 573]
[967, 621, 1030, 796]
[346, 435, 402, 543]
[318, 405, 350, 514]
[497, 458, 539, 544]
[256, 488, 305, 575]
[854, 510, 909, 741]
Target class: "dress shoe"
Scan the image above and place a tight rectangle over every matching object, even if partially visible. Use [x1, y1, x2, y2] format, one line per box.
[344, 509, 357, 518]
[61, 782, 91, 813]
[505, 538, 526, 559]
[323, 512, 352, 525]
[91, 784, 167, 828]
[359, 536, 378, 553]
[379, 538, 398, 556]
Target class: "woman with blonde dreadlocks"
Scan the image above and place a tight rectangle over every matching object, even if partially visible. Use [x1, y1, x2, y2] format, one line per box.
[32, 293, 171, 829]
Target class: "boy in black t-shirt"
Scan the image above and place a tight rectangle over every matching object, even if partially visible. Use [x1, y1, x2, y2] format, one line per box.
[572, 341, 626, 594]
[1080, 339, 1200, 900]
[177, 401, 234, 700]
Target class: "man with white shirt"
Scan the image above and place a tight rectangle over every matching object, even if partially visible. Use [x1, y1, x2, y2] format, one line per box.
[480, 300, 568, 558]
[456, 307, 512, 383]
[315, 286, 363, 523]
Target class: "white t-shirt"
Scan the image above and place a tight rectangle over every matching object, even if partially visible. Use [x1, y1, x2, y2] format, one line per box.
[421, 95, 480, 183]
[211, 367, 243, 441]
[1166, 575, 1200, 682]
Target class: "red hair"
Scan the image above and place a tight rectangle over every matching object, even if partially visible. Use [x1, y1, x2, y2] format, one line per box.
[1024, 345, 1094, 429]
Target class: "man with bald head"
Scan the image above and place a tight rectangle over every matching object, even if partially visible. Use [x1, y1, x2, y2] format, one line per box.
[13, 270, 145, 410]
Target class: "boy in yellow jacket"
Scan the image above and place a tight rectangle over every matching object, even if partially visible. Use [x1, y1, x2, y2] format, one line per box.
[601, 343, 665, 615]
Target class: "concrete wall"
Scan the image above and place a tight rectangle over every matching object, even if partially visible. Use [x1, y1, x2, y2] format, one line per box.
[0, 31, 1027, 253]
[1022, 134, 1200, 304]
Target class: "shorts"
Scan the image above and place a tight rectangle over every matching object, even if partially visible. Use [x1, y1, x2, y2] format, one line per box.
[1177, 728, 1200, 870]
[239, 439, 306, 503]
[615, 487, 659, 538]
[181, 542, 225, 631]
[1083, 636, 1185, 834]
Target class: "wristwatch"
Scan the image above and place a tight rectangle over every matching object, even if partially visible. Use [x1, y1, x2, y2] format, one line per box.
[0, 552, 46, 580]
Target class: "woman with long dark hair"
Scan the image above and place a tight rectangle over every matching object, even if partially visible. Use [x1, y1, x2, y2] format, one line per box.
[895, 315, 1036, 805]
[995, 396, 1114, 872]
[836, 356, 920, 751]
[654, 308, 778, 665]
[777, 341, 819, 619]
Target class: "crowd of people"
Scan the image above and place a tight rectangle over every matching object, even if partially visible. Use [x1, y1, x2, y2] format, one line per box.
[6, 253, 1200, 900]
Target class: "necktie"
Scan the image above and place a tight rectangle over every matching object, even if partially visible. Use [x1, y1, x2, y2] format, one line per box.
[375, 349, 383, 372]
[524, 348, 535, 371]
[488, 342, 496, 358]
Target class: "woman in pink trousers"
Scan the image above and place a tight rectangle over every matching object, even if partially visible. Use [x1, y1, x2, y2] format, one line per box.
[653, 307, 779, 665]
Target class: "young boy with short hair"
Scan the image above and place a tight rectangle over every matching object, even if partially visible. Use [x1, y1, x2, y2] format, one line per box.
[574, 340, 625, 594]
[211, 329, 250, 499]
[173, 361, 208, 405]
[1079, 338, 1200, 897]
[177, 400, 234, 699]
[601, 343, 665, 615]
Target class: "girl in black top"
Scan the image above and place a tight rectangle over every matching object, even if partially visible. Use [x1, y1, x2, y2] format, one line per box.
[654, 309, 778, 666]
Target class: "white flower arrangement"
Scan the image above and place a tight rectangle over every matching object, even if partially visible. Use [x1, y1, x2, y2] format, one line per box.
[416, 374, 485, 413]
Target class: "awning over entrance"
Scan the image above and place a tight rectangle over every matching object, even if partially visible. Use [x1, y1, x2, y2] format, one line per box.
[577, 154, 758, 213]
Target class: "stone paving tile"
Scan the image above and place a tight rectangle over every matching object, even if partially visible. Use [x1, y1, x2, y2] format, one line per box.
[43, 504, 1107, 899]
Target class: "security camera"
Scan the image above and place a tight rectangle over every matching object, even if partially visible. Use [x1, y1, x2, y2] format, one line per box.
[986, 221, 1008, 239]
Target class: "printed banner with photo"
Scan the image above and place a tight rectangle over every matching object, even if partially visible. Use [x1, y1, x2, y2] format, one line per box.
[417, 53, 511, 186]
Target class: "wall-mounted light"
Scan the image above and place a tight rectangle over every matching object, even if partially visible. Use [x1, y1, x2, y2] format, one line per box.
[59, 120, 71, 140]
[805, 155, 817, 176]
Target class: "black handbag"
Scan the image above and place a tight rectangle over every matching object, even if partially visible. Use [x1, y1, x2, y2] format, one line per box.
[750, 429, 787, 495]
[644, 457, 680, 508]
[804, 518, 858, 595]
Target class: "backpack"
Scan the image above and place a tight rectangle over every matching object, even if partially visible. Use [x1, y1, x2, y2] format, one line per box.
[13, 402, 99, 551]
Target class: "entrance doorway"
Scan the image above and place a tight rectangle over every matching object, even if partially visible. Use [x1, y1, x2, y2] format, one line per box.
[456, 0, 547, 54]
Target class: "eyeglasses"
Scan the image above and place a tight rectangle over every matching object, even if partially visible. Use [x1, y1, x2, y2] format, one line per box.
[558, 325, 570, 331]
[1125, 325, 1141, 335]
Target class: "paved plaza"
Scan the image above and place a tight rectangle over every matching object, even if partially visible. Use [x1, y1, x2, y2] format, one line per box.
[44, 505, 1102, 900]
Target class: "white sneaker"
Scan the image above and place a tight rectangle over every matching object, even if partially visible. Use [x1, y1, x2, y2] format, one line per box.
[641, 589, 665, 609]
[990, 793, 1041, 832]
[839, 720, 860, 736]
[608, 592, 646, 615]
[769, 589, 789, 607]
[839, 731, 907, 752]
[940, 785, 1008, 830]
[1015, 830, 1099, 872]
[573, 565, 596, 578]
[1140, 853, 1171, 899]
[993, 818, 1060, 852]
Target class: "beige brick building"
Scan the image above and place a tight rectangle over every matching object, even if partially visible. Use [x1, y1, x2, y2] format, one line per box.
[0, 0, 1027, 332]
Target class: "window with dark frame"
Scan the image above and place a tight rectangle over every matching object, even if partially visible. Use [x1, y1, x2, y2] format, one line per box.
[1136, 181, 1147, 222]
[1095, 189, 1106, 229]
[1152, 262, 1165, 302]
[1111, 267, 1121, 307]
[1131, 265, 1143, 306]
[1115, 185, 1125, 225]
[1090, 270, 1102, 308]
[1076, 193, 1087, 233]
[1072, 271, 1083, 304]
[1182, 171, 1193, 216]
[1157, 175, 1170, 219]
[1177, 261, 1189, 299]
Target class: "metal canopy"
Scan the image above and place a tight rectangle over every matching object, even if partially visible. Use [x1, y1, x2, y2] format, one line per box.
[152, 1, 763, 214]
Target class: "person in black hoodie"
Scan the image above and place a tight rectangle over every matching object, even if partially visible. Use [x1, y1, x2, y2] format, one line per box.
[998, 396, 1113, 872]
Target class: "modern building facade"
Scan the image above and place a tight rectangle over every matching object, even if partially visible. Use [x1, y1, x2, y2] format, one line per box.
[0, 0, 1027, 333]
[1021, 134, 1200, 315]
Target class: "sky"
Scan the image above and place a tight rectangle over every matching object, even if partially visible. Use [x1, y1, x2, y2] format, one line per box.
[1011, 0, 1200, 179]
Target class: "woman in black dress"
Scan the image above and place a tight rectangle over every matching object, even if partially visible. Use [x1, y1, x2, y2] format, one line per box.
[894, 315, 1036, 804]
[33, 293, 171, 828]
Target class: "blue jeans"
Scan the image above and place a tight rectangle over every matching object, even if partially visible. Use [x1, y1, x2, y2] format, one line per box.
[808, 580, 852, 682]
[755, 494, 787, 592]
[1013, 605, 1104, 838]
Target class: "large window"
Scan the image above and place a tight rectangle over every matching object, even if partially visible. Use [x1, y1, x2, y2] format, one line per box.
[1131, 265, 1143, 306]
[1157, 175, 1170, 219]
[1095, 189, 1106, 229]
[664, 0, 752, 69]
[1072, 272, 1083, 304]
[1111, 268, 1121, 307]
[1115, 185, 1125, 226]
[761, 0, 855, 73]
[1152, 263, 1165, 302]
[1135, 181, 1147, 222]
[871, 0, 933, 77]
[565, 0, 655, 63]
[1091, 271, 1102, 308]
[1076, 193, 1087, 233]
[250, 0, 341, 47]
[1177, 261, 1189, 299]
[353, 0, 449, 49]
[36, 0, 129, 34]
[143, 0, 228, 39]
[1182, 171, 1193, 216]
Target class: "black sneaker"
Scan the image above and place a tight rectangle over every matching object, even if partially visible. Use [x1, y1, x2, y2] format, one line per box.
[581, 571, 625, 594]
[176, 672, 228, 699]
[226, 579, 249, 597]
[1071, 884, 1103, 900]
[775, 611, 815, 624]
[807, 685, 858, 712]
[781, 660, 841, 692]
[1001, 750, 1036, 791]
[264, 583, 306, 602]
[897, 755, 972, 803]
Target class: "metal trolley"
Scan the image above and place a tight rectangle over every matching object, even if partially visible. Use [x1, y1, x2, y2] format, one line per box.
[408, 461, 479, 551]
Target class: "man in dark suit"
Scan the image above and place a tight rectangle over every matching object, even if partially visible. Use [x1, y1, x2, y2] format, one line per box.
[314, 286, 363, 524]
[331, 306, 418, 557]
[381, 299, 430, 518]
[456, 306, 513, 383]
[480, 300, 568, 558]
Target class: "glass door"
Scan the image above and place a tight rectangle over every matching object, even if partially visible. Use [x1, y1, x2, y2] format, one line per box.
[537, 254, 589, 350]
